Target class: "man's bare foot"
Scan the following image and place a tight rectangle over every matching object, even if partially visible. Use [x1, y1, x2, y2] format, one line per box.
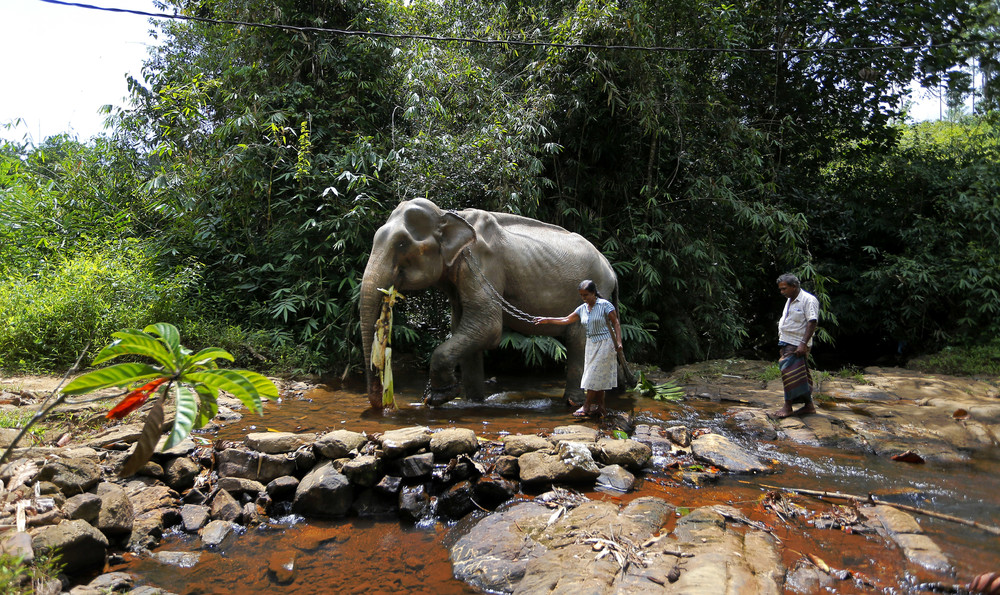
[795, 402, 817, 416]
[774, 405, 794, 419]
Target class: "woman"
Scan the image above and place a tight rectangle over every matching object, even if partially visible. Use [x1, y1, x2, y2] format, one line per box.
[533, 280, 623, 417]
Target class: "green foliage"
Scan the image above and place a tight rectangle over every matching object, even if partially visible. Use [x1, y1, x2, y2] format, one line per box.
[0, 552, 61, 595]
[498, 332, 568, 367]
[908, 340, 1000, 376]
[63, 323, 277, 475]
[0, 241, 200, 372]
[757, 363, 781, 383]
[630, 371, 685, 402]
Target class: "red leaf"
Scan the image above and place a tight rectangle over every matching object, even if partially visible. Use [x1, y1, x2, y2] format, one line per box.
[890, 450, 925, 464]
[107, 378, 167, 420]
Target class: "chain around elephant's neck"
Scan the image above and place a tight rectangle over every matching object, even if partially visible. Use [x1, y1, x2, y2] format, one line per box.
[460, 248, 535, 323]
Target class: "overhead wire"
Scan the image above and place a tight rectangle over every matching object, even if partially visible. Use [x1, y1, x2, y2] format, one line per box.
[38, 0, 996, 55]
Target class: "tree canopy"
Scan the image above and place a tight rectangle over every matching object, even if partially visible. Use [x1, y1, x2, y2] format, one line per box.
[2, 0, 999, 373]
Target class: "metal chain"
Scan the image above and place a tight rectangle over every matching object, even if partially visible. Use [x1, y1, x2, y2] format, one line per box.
[446, 210, 538, 323]
[461, 248, 536, 323]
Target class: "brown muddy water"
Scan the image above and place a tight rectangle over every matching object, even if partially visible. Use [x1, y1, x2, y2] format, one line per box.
[113, 373, 1000, 594]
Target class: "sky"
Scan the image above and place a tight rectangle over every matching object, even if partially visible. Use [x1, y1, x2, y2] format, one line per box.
[1, 0, 949, 146]
[1, 0, 161, 144]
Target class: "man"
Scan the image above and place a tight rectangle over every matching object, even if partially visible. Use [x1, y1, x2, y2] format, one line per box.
[775, 273, 820, 418]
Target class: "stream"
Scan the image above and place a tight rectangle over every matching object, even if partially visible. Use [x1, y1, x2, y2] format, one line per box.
[111, 372, 1000, 594]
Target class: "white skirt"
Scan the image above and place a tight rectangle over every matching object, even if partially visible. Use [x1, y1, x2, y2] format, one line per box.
[581, 338, 617, 391]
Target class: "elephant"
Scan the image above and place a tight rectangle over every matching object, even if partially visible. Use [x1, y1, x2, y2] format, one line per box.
[359, 198, 620, 409]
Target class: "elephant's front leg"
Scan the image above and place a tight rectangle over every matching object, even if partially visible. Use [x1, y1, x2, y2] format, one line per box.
[424, 300, 501, 406]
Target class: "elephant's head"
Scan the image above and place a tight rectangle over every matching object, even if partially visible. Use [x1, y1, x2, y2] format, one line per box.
[359, 198, 477, 409]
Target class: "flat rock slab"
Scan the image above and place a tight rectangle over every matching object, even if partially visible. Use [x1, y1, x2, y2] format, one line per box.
[691, 433, 769, 473]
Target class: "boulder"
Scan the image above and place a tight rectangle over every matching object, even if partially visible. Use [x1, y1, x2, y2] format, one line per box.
[292, 460, 353, 518]
[246, 431, 312, 454]
[398, 452, 435, 478]
[96, 482, 135, 538]
[690, 433, 769, 473]
[430, 428, 479, 459]
[518, 441, 601, 484]
[437, 480, 476, 519]
[342, 455, 383, 487]
[596, 464, 636, 493]
[164, 457, 201, 492]
[502, 434, 551, 457]
[199, 520, 238, 548]
[266, 476, 300, 500]
[217, 477, 266, 500]
[378, 426, 432, 458]
[398, 484, 430, 522]
[217, 448, 296, 484]
[180, 504, 211, 532]
[314, 430, 367, 459]
[36, 457, 102, 494]
[63, 493, 102, 523]
[31, 519, 108, 574]
[210, 489, 242, 522]
[596, 438, 652, 471]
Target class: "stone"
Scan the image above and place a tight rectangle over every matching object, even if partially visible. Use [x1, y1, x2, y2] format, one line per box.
[596, 464, 636, 493]
[210, 489, 242, 522]
[666, 425, 692, 447]
[690, 433, 769, 473]
[266, 476, 300, 500]
[502, 434, 552, 457]
[242, 501, 262, 526]
[398, 484, 431, 522]
[292, 460, 353, 518]
[96, 482, 135, 538]
[164, 457, 201, 492]
[180, 504, 211, 532]
[129, 508, 179, 551]
[217, 448, 296, 484]
[268, 548, 297, 584]
[154, 436, 197, 457]
[437, 480, 475, 519]
[378, 426, 432, 457]
[31, 519, 109, 574]
[82, 571, 133, 592]
[518, 441, 601, 484]
[36, 457, 102, 494]
[596, 438, 652, 471]
[351, 488, 398, 518]
[398, 452, 435, 478]
[1, 531, 33, 563]
[217, 477, 266, 500]
[342, 455, 383, 487]
[151, 550, 201, 568]
[128, 486, 181, 516]
[246, 431, 311, 454]
[63, 493, 102, 523]
[375, 475, 403, 496]
[430, 428, 479, 459]
[314, 430, 368, 459]
[137, 461, 165, 478]
[472, 475, 519, 510]
[494, 455, 519, 478]
[199, 520, 238, 548]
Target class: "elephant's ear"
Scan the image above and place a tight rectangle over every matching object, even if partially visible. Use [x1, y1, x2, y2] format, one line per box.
[439, 212, 477, 267]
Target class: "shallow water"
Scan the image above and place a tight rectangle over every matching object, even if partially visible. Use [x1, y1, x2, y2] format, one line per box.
[116, 373, 1000, 594]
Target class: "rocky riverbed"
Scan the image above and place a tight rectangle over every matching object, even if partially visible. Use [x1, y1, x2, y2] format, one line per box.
[0, 360, 998, 594]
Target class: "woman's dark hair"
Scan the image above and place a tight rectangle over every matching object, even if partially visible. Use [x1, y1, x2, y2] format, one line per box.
[579, 279, 603, 298]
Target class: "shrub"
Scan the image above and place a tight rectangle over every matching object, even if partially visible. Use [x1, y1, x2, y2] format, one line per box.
[0, 240, 200, 371]
[907, 341, 1000, 377]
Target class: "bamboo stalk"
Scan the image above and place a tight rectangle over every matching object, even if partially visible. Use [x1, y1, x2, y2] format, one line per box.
[756, 483, 1000, 537]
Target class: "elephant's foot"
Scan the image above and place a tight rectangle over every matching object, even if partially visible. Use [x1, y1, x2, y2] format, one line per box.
[423, 382, 461, 406]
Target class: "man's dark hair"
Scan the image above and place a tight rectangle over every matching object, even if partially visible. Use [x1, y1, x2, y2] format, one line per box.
[776, 273, 800, 287]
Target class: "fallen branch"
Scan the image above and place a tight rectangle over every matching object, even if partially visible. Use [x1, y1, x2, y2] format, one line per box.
[757, 483, 1000, 537]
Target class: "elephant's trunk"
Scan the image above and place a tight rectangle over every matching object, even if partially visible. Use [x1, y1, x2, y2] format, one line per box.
[360, 251, 396, 410]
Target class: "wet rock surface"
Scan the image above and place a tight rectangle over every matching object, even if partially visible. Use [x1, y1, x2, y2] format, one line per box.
[0, 363, 997, 593]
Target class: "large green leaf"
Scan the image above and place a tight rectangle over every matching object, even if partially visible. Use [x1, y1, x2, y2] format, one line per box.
[165, 384, 200, 449]
[184, 369, 275, 415]
[63, 363, 164, 395]
[145, 322, 183, 360]
[184, 347, 234, 369]
[193, 383, 219, 430]
[92, 329, 177, 370]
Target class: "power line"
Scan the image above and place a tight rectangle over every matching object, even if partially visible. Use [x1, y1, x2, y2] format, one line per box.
[39, 0, 994, 55]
